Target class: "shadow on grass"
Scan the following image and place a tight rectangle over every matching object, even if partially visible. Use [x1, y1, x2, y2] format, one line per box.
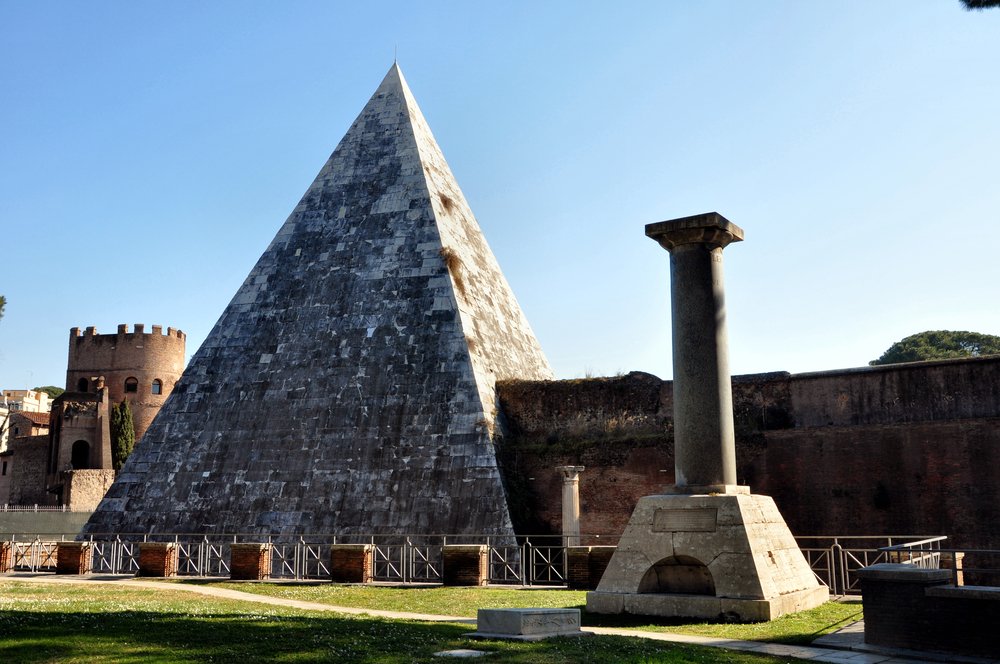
[0, 609, 790, 664]
[578, 602, 864, 646]
[0, 610, 466, 663]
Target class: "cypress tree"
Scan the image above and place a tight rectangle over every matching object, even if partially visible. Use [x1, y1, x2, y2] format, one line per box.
[110, 398, 136, 471]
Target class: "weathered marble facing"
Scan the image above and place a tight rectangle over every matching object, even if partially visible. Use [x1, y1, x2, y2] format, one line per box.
[587, 493, 828, 621]
[82, 64, 552, 538]
[467, 609, 588, 641]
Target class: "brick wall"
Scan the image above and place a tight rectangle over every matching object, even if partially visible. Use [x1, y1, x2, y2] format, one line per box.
[497, 357, 1000, 549]
[859, 563, 1000, 658]
[66, 325, 185, 442]
[8, 436, 54, 505]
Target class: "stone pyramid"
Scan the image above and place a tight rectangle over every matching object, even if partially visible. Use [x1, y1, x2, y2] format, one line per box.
[83, 64, 553, 537]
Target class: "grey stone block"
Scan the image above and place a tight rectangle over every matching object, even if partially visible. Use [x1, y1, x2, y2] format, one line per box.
[468, 609, 587, 641]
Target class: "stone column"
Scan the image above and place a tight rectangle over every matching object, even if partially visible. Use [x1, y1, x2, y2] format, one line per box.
[646, 212, 744, 494]
[556, 466, 585, 545]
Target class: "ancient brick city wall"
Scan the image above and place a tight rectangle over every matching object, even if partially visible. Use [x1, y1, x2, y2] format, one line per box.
[7, 436, 55, 506]
[496, 356, 1000, 550]
[66, 324, 185, 442]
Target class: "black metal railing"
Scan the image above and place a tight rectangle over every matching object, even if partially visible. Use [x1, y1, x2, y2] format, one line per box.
[881, 538, 1000, 588]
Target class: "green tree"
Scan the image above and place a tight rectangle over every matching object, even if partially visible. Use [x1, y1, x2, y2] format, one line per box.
[870, 330, 1000, 366]
[962, 0, 1000, 10]
[110, 399, 136, 471]
[33, 385, 65, 400]
[0, 295, 5, 323]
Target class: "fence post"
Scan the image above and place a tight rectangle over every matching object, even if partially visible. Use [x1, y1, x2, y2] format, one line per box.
[832, 542, 844, 596]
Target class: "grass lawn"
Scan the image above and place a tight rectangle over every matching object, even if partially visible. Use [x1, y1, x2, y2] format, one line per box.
[0, 581, 801, 663]
[191, 581, 861, 645]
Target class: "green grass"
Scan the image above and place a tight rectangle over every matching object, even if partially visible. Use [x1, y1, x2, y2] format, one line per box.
[179, 581, 861, 645]
[0, 581, 799, 663]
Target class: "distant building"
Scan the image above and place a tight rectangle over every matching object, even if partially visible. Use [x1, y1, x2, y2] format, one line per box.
[2, 389, 52, 415]
[9, 411, 50, 439]
[0, 391, 52, 505]
[1, 389, 51, 454]
[1, 324, 184, 510]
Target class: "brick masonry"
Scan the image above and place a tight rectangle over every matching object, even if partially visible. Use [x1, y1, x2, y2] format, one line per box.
[7, 435, 53, 505]
[229, 543, 272, 580]
[83, 64, 552, 539]
[566, 546, 616, 590]
[497, 357, 1000, 549]
[858, 563, 1000, 658]
[329, 544, 373, 583]
[442, 544, 488, 586]
[138, 543, 178, 577]
[56, 542, 92, 574]
[0, 541, 12, 573]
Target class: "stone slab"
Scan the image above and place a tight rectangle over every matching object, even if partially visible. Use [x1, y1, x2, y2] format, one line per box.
[466, 608, 589, 641]
[855, 563, 951, 584]
[433, 650, 490, 658]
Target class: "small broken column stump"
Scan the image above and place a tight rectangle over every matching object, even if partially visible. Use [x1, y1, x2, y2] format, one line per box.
[138, 542, 179, 577]
[56, 542, 92, 575]
[0, 541, 12, 573]
[230, 543, 272, 581]
[442, 544, 488, 586]
[467, 609, 588, 641]
[567, 546, 616, 590]
[329, 544, 373, 583]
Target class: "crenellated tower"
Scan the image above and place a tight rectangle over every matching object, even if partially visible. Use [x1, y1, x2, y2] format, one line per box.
[66, 324, 186, 443]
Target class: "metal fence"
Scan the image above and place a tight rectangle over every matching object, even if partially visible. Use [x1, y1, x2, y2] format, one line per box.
[271, 539, 330, 580]
[91, 538, 139, 575]
[8, 539, 59, 572]
[882, 538, 1000, 588]
[794, 535, 946, 595]
[0, 504, 80, 513]
[4, 532, 953, 592]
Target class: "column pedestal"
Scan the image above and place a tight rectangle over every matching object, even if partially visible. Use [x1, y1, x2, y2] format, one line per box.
[587, 493, 827, 621]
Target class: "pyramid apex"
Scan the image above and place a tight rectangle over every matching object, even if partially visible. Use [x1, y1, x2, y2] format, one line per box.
[377, 61, 406, 88]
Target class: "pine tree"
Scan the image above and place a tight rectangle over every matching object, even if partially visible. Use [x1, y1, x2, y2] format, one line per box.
[110, 399, 136, 471]
[870, 330, 1000, 366]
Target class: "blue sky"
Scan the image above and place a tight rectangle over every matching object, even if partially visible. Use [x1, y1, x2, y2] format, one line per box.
[2, 1, 998, 388]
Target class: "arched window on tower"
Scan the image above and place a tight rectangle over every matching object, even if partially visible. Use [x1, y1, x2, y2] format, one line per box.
[151, 379, 163, 395]
[77, 377, 89, 392]
[124, 377, 138, 393]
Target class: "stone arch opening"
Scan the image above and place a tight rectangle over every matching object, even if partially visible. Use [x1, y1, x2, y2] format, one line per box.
[71, 440, 91, 470]
[151, 379, 163, 395]
[77, 377, 89, 392]
[637, 555, 715, 595]
[124, 377, 138, 393]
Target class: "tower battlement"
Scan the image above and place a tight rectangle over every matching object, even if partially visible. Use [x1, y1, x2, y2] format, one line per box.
[70, 324, 186, 341]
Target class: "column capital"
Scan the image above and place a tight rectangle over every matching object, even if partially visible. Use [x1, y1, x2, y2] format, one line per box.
[556, 465, 585, 481]
[645, 212, 744, 252]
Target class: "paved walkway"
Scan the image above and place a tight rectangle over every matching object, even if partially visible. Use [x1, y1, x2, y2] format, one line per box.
[3, 574, 993, 663]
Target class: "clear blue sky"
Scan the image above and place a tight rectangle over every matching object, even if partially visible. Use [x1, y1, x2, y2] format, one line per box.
[2, 1, 998, 389]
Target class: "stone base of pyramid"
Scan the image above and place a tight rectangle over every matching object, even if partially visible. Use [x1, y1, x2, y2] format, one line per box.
[586, 491, 828, 622]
